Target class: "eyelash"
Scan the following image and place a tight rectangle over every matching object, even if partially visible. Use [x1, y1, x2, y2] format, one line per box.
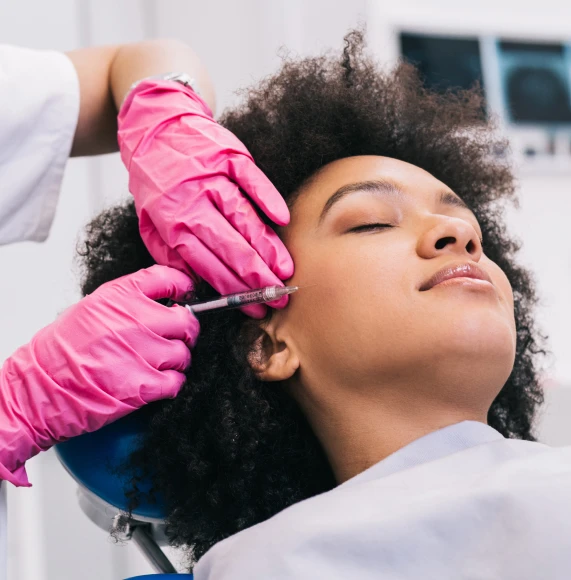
[348, 223, 393, 233]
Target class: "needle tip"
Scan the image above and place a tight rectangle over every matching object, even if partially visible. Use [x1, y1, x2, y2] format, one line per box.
[274, 285, 299, 298]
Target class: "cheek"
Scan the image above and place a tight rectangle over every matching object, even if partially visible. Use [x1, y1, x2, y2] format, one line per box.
[496, 268, 517, 347]
[289, 237, 408, 311]
[485, 259, 516, 319]
[285, 237, 413, 368]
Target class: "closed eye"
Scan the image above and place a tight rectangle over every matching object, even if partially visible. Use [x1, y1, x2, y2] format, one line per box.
[347, 223, 394, 233]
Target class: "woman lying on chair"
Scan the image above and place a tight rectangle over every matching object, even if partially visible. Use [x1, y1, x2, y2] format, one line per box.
[79, 30, 563, 580]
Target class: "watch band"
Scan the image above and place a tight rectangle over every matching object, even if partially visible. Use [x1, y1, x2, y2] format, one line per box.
[122, 72, 201, 107]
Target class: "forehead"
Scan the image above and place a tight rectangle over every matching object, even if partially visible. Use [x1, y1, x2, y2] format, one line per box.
[294, 155, 449, 216]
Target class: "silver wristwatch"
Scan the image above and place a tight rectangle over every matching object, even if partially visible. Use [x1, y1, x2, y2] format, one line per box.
[123, 72, 200, 106]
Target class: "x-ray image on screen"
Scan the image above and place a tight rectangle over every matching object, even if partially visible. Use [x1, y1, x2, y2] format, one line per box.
[497, 41, 571, 125]
[400, 32, 484, 94]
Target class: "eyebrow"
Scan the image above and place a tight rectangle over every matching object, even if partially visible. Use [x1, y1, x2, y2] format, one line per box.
[318, 179, 470, 223]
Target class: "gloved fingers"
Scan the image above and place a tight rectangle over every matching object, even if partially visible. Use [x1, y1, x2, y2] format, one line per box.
[153, 339, 192, 373]
[139, 368, 187, 403]
[210, 184, 295, 280]
[139, 207, 288, 313]
[133, 334, 191, 376]
[161, 370, 188, 399]
[129, 264, 194, 301]
[185, 208, 289, 296]
[138, 224, 194, 276]
[229, 159, 291, 226]
[176, 240, 269, 319]
[145, 303, 200, 349]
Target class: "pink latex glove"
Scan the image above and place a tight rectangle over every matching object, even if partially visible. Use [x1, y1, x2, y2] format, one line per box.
[0, 266, 198, 487]
[118, 79, 295, 318]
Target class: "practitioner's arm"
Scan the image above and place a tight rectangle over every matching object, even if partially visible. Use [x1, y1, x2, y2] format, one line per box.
[66, 39, 216, 157]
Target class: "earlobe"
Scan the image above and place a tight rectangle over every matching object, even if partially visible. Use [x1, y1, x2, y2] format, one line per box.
[248, 329, 299, 382]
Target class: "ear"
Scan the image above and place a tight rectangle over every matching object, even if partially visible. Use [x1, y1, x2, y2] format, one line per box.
[247, 323, 300, 382]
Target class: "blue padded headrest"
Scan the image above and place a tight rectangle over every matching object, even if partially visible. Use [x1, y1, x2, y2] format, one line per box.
[125, 574, 194, 580]
[56, 408, 166, 520]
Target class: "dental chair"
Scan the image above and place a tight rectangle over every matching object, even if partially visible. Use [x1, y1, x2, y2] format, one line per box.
[56, 409, 193, 579]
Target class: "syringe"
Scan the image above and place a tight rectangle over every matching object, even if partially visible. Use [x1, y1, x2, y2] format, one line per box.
[184, 285, 299, 314]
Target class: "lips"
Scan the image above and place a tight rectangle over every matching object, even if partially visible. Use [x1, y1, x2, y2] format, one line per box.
[419, 262, 492, 291]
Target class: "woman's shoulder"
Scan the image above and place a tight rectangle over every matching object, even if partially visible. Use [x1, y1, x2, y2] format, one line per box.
[194, 483, 342, 576]
[194, 438, 571, 579]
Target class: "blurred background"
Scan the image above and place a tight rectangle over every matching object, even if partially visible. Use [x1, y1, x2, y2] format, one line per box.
[2, 0, 571, 578]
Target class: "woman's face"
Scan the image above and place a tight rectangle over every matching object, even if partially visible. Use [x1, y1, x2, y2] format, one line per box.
[271, 156, 517, 414]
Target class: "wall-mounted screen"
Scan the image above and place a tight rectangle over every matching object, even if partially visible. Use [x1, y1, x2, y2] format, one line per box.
[399, 31, 571, 170]
[400, 32, 484, 94]
[497, 41, 571, 125]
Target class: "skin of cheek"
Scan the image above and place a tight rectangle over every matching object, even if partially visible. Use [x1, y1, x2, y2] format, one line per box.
[284, 231, 436, 386]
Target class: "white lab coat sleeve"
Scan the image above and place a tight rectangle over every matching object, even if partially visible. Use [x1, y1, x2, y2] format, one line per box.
[0, 44, 79, 245]
[0, 483, 5, 580]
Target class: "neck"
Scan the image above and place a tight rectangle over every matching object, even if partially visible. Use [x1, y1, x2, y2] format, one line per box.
[293, 383, 488, 484]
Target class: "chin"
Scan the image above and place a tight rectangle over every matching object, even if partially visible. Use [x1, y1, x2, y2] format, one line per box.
[440, 308, 516, 368]
[417, 311, 516, 407]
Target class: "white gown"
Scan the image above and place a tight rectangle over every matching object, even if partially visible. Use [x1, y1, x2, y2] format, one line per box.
[195, 420, 571, 580]
[0, 43, 79, 579]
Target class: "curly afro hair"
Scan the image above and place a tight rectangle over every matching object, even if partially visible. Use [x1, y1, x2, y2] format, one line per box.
[78, 30, 546, 569]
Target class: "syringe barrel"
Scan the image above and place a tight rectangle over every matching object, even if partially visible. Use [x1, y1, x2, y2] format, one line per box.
[227, 289, 267, 307]
[188, 285, 297, 314]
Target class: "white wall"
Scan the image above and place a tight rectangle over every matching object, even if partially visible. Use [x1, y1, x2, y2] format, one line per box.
[2, 1, 571, 578]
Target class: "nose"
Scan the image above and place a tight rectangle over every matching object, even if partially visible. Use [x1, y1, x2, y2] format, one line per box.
[416, 217, 483, 262]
